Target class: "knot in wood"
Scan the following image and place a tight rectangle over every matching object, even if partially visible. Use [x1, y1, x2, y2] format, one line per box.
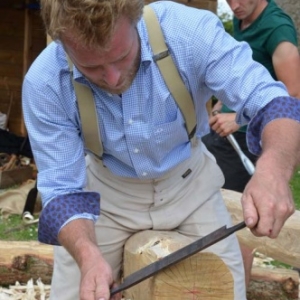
[12, 255, 28, 270]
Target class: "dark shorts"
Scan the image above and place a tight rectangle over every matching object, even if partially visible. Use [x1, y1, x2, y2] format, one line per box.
[0, 129, 33, 158]
[202, 131, 257, 193]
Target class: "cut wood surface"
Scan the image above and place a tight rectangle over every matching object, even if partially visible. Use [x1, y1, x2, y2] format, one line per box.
[0, 241, 53, 286]
[123, 230, 234, 300]
[222, 188, 300, 268]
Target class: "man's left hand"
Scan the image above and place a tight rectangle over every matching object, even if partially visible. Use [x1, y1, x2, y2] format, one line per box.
[209, 113, 240, 136]
[241, 169, 295, 238]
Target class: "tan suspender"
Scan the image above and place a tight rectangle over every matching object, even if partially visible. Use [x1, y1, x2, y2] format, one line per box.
[67, 57, 103, 157]
[143, 6, 196, 138]
[69, 5, 196, 158]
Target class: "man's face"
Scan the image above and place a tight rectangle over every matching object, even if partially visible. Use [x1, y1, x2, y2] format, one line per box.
[226, 0, 259, 20]
[63, 17, 140, 95]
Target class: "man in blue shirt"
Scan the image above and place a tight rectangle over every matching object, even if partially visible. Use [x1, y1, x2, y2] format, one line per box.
[23, 0, 300, 299]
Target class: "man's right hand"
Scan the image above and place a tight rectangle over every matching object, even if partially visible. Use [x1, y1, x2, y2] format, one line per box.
[58, 219, 122, 300]
[79, 249, 121, 300]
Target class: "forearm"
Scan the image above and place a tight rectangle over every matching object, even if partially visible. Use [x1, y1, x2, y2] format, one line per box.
[258, 118, 300, 181]
[242, 116, 298, 237]
[58, 218, 115, 300]
[58, 219, 102, 269]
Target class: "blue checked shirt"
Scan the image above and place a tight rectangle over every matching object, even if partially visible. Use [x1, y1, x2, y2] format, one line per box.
[22, 2, 299, 244]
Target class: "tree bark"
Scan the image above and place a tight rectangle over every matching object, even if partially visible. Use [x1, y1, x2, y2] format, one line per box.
[247, 267, 299, 300]
[0, 241, 53, 286]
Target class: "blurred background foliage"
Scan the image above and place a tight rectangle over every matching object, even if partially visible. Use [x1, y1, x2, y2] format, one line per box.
[219, 13, 233, 35]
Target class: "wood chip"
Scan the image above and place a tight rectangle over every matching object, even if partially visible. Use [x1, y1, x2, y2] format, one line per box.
[0, 279, 50, 300]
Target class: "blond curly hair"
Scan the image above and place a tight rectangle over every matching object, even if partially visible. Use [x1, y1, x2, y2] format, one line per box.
[40, 0, 144, 48]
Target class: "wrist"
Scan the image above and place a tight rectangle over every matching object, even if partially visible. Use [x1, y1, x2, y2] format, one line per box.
[256, 150, 295, 182]
[76, 241, 102, 270]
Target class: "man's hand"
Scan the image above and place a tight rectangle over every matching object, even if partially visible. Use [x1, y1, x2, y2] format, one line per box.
[241, 170, 295, 238]
[209, 112, 240, 136]
[58, 219, 122, 300]
[240, 119, 299, 238]
[79, 249, 122, 300]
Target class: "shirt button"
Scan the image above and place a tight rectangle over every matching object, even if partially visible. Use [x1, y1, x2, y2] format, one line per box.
[128, 119, 133, 125]
[133, 148, 139, 153]
[142, 172, 148, 176]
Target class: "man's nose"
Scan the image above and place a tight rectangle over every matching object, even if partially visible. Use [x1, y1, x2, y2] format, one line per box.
[103, 65, 121, 87]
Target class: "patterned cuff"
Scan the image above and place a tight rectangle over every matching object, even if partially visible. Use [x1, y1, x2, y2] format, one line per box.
[38, 192, 100, 245]
[247, 96, 300, 155]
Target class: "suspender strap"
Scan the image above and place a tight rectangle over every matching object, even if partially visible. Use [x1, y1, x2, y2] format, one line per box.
[143, 5, 197, 138]
[67, 57, 104, 158]
[67, 5, 197, 159]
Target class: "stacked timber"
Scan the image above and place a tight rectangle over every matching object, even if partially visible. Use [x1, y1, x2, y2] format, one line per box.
[0, 189, 299, 299]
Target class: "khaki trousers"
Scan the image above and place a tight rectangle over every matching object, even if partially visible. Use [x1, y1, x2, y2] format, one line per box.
[50, 141, 246, 299]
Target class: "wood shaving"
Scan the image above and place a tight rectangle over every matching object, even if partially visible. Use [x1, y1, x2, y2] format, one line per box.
[0, 279, 131, 300]
[0, 279, 50, 300]
[253, 251, 276, 269]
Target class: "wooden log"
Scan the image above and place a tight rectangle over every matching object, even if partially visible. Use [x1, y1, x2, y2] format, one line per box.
[222, 188, 300, 268]
[247, 267, 299, 300]
[0, 166, 33, 189]
[0, 241, 53, 286]
[0, 236, 298, 300]
[123, 230, 234, 299]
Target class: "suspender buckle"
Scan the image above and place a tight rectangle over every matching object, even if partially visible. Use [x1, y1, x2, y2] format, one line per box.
[153, 50, 169, 62]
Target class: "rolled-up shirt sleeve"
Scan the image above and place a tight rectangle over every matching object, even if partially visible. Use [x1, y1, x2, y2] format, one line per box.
[38, 192, 100, 245]
[22, 47, 101, 246]
[247, 96, 300, 155]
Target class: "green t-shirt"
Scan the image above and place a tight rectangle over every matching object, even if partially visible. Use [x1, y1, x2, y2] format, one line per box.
[221, 0, 298, 133]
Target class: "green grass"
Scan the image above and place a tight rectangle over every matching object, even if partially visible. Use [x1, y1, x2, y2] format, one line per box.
[0, 214, 38, 240]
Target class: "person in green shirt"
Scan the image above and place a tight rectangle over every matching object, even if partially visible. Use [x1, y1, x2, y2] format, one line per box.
[202, 0, 300, 288]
